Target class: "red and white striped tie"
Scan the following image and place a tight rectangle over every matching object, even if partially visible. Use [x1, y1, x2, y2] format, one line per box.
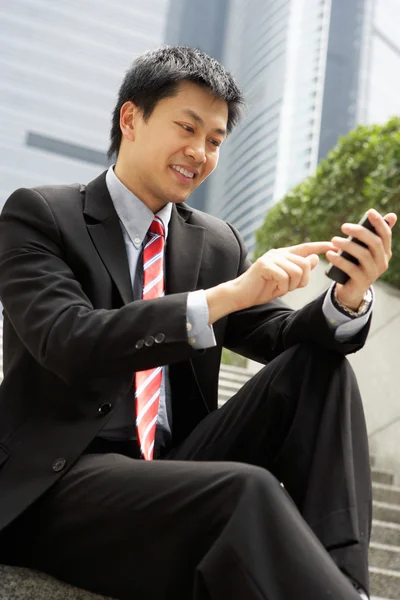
[135, 217, 165, 460]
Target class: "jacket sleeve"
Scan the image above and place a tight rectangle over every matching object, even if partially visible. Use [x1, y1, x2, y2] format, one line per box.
[223, 224, 371, 362]
[0, 188, 198, 385]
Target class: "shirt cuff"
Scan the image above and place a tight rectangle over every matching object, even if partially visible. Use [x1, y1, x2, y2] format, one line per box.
[186, 290, 216, 350]
[322, 284, 374, 342]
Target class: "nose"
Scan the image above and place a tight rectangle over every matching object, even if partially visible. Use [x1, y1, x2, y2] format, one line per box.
[184, 141, 207, 165]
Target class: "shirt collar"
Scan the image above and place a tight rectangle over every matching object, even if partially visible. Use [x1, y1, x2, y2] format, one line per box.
[105, 165, 173, 249]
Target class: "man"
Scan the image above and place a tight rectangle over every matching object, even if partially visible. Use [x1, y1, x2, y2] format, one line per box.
[0, 46, 396, 600]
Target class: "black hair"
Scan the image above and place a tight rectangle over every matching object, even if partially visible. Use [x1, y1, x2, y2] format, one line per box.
[108, 45, 245, 158]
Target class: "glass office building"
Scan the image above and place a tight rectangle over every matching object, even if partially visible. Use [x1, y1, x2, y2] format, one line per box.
[0, 0, 169, 207]
[178, 0, 399, 254]
[164, 0, 230, 213]
[204, 0, 332, 253]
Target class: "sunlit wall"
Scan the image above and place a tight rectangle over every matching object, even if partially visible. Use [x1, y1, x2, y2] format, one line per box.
[358, 0, 400, 126]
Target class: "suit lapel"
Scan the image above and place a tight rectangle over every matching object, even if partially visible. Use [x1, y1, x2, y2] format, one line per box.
[83, 172, 133, 305]
[83, 173, 206, 303]
[83, 176, 208, 439]
[166, 204, 205, 294]
[167, 205, 209, 443]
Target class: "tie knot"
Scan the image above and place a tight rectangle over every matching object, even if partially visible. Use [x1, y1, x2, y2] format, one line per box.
[149, 217, 164, 238]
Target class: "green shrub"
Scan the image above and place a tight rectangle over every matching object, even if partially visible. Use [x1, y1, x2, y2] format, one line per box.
[254, 117, 400, 288]
[221, 348, 248, 368]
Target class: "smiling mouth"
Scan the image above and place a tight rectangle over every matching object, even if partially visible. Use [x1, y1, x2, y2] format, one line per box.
[170, 165, 196, 180]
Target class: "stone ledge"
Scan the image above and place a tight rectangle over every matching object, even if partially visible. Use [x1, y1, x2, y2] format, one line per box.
[0, 564, 114, 600]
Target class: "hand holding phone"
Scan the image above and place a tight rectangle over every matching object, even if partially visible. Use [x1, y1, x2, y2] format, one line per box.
[325, 213, 388, 285]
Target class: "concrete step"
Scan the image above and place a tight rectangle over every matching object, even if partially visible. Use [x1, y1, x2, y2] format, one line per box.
[219, 363, 252, 377]
[218, 389, 233, 401]
[372, 520, 400, 547]
[218, 380, 248, 395]
[219, 363, 252, 376]
[370, 542, 400, 571]
[218, 365, 253, 404]
[373, 483, 400, 506]
[372, 468, 396, 486]
[218, 378, 246, 392]
[374, 501, 400, 526]
[218, 400, 230, 409]
[219, 370, 252, 386]
[370, 566, 400, 600]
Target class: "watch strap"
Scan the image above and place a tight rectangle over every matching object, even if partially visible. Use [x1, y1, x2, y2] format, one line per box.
[332, 286, 373, 318]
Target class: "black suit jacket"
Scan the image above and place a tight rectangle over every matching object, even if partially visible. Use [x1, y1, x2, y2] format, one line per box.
[0, 171, 370, 532]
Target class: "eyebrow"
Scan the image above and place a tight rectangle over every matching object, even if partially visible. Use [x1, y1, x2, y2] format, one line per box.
[182, 109, 227, 137]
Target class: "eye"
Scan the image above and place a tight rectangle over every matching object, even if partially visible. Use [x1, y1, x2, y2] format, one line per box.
[176, 123, 194, 133]
[209, 139, 221, 148]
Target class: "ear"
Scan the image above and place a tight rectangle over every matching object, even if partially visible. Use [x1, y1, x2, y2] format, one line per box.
[119, 102, 140, 143]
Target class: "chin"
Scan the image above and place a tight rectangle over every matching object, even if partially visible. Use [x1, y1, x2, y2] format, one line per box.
[169, 191, 192, 205]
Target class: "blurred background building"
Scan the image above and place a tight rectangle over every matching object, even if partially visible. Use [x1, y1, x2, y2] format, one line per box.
[1, 0, 399, 253]
[165, 0, 400, 253]
[164, 0, 230, 212]
[0, 0, 169, 202]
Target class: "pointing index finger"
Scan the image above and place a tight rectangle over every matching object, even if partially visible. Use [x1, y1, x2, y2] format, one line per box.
[288, 241, 335, 257]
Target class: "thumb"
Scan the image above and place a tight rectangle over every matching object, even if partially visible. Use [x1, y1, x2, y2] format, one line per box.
[308, 254, 320, 270]
[383, 213, 397, 229]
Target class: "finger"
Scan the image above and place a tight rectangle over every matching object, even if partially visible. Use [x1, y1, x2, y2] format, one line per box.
[308, 253, 320, 270]
[367, 209, 395, 256]
[331, 236, 372, 265]
[326, 250, 373, 287]
[367, 208, 397, 231]
[330, 237, 382, 280]
[340, 219, 385, 259]
[288, 241, 335, 257]
[341, 209, 393, 258]
[284, 252, 314, 287]
[259, 260, 291, 297]
[383, 212, 397, 229]
[273, 257, 306, 291]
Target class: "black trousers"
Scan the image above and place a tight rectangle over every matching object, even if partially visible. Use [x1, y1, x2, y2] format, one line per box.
[3, 343, 371, 600]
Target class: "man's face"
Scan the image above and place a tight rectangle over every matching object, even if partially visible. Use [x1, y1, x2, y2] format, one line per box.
[116, 81, 228, 212]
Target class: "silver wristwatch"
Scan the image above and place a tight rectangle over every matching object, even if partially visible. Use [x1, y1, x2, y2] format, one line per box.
[332, 286, 373, 318]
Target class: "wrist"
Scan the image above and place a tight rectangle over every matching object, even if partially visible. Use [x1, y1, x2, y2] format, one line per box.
[205, 280, 239, 325]
[333, 285, 373, 318]
[335, 292, 365, 311]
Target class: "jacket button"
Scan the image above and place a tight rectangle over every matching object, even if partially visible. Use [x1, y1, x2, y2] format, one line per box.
[98, 402, 112, 415]
[144, 336, 155, 347]
[155, 333, 165, 344]
[52, 458, 67, 472]
[135, 339, 144, 349]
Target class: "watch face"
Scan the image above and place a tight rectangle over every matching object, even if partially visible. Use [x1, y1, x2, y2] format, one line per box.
[359, 289, 373, 314]
[332, 286, 372, 317]
[365, 289, 373, 303]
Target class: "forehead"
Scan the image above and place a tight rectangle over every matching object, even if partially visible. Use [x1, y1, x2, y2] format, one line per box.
[158, 81, 229, 130]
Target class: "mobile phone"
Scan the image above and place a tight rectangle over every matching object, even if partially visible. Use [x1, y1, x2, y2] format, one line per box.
[325, 213, 385, 285]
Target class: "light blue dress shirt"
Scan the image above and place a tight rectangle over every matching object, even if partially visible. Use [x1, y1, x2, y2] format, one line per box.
[102, 166, 372, 444]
